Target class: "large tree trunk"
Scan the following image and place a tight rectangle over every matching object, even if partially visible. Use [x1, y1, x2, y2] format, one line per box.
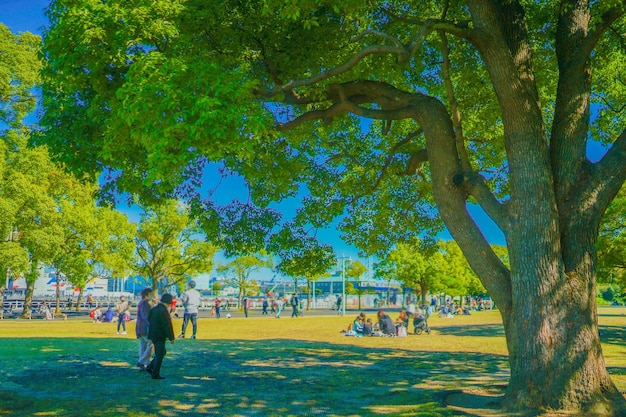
[502, 233, 623, 413]
[416, 80, 626, 413]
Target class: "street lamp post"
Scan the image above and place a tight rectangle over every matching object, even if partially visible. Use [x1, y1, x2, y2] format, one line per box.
[341, 256, 346, 316]
[340, 255, 351, 316]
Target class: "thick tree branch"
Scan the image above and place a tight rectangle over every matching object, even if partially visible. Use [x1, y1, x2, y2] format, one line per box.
[275, 79, 512, 310]
[585, 129, 626, 213]
[259, 44, 406, 99]
[464, 172, 509, 233]
[583, 4, 625, 57]
[257, 20, 473, 100]
[375, 130, 424, 189]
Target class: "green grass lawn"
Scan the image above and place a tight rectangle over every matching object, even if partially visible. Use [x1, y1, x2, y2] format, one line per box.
[1, 308, 624, 417]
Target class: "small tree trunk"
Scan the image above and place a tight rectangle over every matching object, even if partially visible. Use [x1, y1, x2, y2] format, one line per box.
[306, 280, 311, 310]
[75, 288, 84, 311]
[20, 261, 39, 319]
[20, 281, 35, 319]
[420, 283, 428, 306]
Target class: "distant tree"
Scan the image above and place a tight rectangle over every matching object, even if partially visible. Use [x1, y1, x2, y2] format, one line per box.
[0, 24, 52, 318]
[0, 133, 66, 317]
[217, 253, 272, 307]
[272, 225, 336, 309]
[135, 200, 216, 293]
[387, 240, 442, 306]
[345, 260, 367, 309]
[211, 281, 221, 296]
[437, 240, 486, 304]
[58, 191, 136, 311]
[0, 25, 40, 128]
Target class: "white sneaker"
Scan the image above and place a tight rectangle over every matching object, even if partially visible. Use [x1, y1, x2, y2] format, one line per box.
[121, 331, 127, 335]
[116, 332, 120, 334]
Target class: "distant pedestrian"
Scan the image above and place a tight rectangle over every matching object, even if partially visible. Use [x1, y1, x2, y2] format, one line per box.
[87, 294, 94, 309]
[262, 298, 268, 315]
[136, 288, 153, 371]
[290, 294, 299, 318]
[214, 298, 221, 318]
[115, 295, 130, 334]
[406, 300, 416, 318]
[336, 295, 343, 315]
[147, 293, 175, 380]
[242, 296, 249, 318]
[275, 298, 283, 318]
[178, 281, 201, 339]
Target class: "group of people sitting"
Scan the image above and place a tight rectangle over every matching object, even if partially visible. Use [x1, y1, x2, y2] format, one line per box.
[438, 302, 471, 318]
[342, 309, 429, 337]
[89, 306, 116, 323]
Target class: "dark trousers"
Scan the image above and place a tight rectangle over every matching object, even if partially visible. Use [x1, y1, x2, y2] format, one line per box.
[181, 313, 197, 336]
[149, 339, 167, 378]
[117, 313, 126, 332]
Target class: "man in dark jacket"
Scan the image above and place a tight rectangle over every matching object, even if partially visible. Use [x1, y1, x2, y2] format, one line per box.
[147, 293, 175, 380]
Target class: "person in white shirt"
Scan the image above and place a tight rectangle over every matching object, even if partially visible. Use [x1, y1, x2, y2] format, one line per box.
[406, 300, 416, 318]
[178, 280, 201, 339]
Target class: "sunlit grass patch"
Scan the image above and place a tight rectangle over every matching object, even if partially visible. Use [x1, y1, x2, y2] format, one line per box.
[1, 308, 624, 416]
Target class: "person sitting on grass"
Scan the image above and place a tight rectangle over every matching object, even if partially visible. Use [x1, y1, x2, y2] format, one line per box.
[103, 306, 115, 322]
[395, 310, 409, 337]
[396, 310, 409, 328]
[363, 318, 373, 336]
[377, 310, 396, 336]
[90, 306, 103, 323]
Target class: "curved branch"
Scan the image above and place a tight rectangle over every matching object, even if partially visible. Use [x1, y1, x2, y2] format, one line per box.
[258, 19, 474, 100]
[370, 131, 428, 190]
[464, 172, 509, 233]
[276, 96, 416, 131]
[259, 44, 406, 99]
[583, 4, 625, 57]
[585, 129, 626, 212]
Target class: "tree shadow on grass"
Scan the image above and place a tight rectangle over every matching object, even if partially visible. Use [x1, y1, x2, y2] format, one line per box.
[599, 325, 626, 346]
[0, 338, 511, 417]
[434, 324, 506, 338]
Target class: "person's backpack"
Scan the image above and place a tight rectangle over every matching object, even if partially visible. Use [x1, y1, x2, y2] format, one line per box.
[290, 297, 297, 306]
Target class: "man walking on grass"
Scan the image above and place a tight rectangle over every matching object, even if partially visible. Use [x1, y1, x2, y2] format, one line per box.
[147, 294, 175, 380]
[178, 280, 201, 339]
[135, 288, 153, 371]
